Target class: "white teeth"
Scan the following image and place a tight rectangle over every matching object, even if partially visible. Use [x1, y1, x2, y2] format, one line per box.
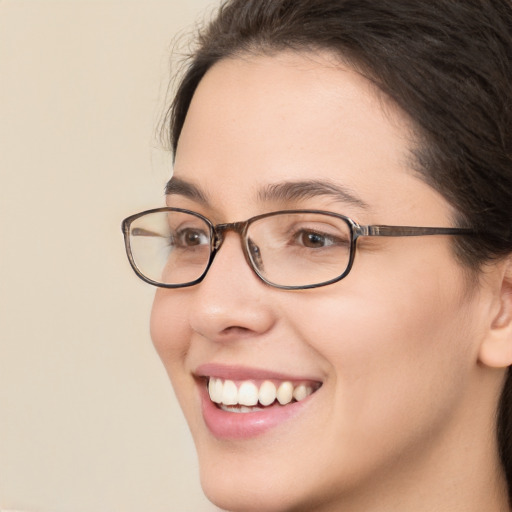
[207, 377, 317, 409]
[276, 381, 294, 405]
[293, 384, 312, 402]
[208, 378, 222, 403]
[220, 404, 264, 413]
[222, 380, 238, 405]
[238, 381, 259, 406]
[208, 378, 215, 401]
[259, 380, 277, 406]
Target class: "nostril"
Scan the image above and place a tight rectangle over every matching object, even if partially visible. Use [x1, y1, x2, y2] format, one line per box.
[219, 325, 253, 337]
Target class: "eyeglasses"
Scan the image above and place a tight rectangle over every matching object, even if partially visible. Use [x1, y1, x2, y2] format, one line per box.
[121, 207, 473, 290]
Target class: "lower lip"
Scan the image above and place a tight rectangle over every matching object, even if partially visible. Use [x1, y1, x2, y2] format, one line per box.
[199, 382, 312, 439]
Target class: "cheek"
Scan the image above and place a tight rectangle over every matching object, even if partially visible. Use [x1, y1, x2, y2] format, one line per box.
[150, 290, 206, 437]
[150, 290, 191, 380]
[285, 258, 476, 449]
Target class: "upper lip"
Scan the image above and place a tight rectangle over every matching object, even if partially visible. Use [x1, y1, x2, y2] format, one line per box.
[194, 363, 323, 385]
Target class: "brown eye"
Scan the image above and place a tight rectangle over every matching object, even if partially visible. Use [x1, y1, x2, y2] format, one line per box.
[295, 230, 340, 249]
[175, 228, 209, 247]
[300, 231, 327, 248]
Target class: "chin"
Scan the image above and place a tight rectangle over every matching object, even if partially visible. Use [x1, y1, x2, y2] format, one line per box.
[200, 469, 308, 512]
[194, 439, 336, 512]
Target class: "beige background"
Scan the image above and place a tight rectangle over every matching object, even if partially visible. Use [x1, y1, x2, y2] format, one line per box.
[0, 1, 220, 511]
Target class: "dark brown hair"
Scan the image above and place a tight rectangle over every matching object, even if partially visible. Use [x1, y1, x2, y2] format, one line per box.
[164, 0, 512, 499]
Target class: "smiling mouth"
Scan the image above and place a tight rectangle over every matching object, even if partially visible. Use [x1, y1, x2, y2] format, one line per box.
[207, 377, 322, 413]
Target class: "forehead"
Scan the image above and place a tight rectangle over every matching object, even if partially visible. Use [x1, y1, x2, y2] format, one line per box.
[172, 51, 451, 224]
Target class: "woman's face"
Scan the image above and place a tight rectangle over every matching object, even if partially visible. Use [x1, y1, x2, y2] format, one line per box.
[151, 52, 490, 511]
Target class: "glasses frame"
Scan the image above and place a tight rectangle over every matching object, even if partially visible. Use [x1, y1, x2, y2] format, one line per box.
[122, 207, 474, 290]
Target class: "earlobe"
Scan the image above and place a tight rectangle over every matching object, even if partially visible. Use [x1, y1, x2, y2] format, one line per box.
[478, 257, 512, 369]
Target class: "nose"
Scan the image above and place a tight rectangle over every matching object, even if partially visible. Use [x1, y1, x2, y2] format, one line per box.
[188, 232, 276, 343]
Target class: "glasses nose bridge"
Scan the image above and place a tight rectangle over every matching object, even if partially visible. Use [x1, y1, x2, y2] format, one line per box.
[212, 220, 249, 250]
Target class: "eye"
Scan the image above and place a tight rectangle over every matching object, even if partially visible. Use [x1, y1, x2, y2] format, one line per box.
[174, 227, 210, 247]
[295, 229, 340, 248]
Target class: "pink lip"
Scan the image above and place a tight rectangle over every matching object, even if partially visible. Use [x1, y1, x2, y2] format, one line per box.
[195, 363, 321, 383]
[195, 364, 321, 440]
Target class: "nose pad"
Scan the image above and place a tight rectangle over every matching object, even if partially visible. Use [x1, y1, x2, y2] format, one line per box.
[212, 231, 224, 251]
[247, 238, 264, 272]
[211, 221, 258, 273]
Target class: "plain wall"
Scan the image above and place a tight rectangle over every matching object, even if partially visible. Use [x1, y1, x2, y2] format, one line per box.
[0, 1, 219, 511]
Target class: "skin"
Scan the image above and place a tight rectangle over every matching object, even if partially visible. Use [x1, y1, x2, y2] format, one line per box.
[150, 52, 512, 512]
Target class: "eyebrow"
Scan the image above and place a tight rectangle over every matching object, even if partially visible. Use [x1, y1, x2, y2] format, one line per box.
[165, 177, 369, 210]
[258, 180, 369, 209]
[165, 177, 209, 204]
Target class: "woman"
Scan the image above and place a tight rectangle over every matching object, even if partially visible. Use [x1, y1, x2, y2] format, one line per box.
[122, 1, 512, 510]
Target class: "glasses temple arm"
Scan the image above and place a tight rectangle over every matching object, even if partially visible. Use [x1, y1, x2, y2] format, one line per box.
[360, 225, 474, 237]
[130, 227, 168, 238]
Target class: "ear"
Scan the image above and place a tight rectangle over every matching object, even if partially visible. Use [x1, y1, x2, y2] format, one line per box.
[478, 256, 512, 368]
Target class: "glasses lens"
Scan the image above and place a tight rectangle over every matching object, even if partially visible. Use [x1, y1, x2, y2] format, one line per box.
[246, 212, 352, 287]
[127, 210, 212, 286]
